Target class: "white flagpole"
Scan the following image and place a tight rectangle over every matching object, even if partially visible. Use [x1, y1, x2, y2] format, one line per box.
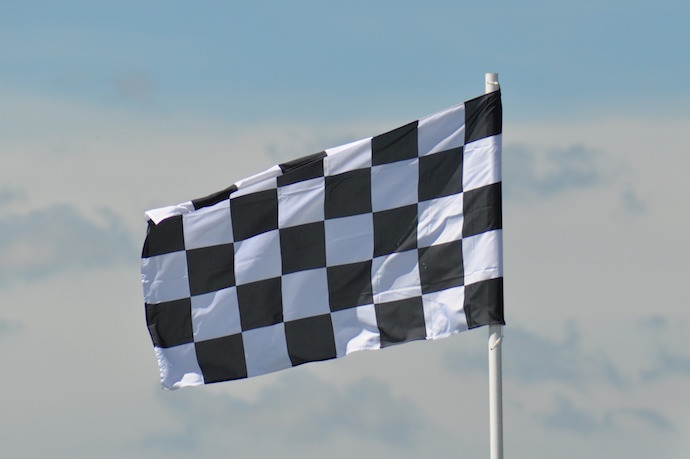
[485, 72, 503, 459]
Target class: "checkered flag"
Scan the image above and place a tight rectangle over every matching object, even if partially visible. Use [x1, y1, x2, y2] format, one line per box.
[142, 90, 504, 389]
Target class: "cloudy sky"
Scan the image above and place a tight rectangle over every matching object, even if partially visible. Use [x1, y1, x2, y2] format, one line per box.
[2, 1, 689, 457]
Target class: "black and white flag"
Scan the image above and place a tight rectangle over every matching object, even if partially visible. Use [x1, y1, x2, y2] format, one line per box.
[142, 90, 504, 389]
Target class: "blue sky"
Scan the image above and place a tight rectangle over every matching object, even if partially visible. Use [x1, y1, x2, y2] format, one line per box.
[2, 1, 689, 458]
[4, 1, 687, 120]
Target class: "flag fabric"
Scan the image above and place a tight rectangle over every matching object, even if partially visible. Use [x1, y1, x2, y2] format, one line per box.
[142, 90, 504, 390]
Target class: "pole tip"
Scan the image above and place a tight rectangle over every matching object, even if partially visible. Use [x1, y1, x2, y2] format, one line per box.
[485, 73, 500, 94]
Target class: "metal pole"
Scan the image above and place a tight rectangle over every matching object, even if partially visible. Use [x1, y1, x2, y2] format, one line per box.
[485, 72, 503, 459]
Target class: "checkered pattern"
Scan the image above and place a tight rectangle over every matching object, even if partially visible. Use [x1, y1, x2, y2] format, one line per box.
[142, 90, 504, 389]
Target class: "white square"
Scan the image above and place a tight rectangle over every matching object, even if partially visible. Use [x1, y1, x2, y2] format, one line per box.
[372, 251, 421, 304]
[242, 323, 292, 378]
[462, 230, 503, 286]
[463, 134, 501, 192]
[418, 104, 465, 157]
[278, 177, 325, 228]
[232, 165, 281, 198]
[191, 287, 242, 341]
[145, 202, 194, 225]
[141, 251, 190, 304]
[155, 343, 204, 390]
[417, 193, 464, 248]
[331, 304, 380, 357]
[371, 158, 419, 212]
[325, 137, 372, 176]
[422, 287, 468, 339]
[183, 200, 233, 250]
[234, 230, 282, 285]
[325, 213, 374, 266]
[282, 268, 330, 321]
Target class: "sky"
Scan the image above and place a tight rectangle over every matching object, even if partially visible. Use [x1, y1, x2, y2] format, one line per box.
[1, 1, 689, 457]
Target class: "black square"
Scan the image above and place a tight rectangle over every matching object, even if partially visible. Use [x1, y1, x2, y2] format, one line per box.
[372, 121, 418, 165]
[236, 277, 283, 331]
[280, 222, 326, 274]
[463, 182, 502, 238]
[418, 147, 463, 202]
[418, 240, 464, 294]
[195, 333, 248, 383]
[373, 205, 417, 257]
[465, 90, 502, 144]
[464, 277, 504, 329]
[285, 314, 337, 366]
[324, 169, 372, 219]
[192, 185, 237, 211]
[230, 189, 278, 241]
[142, 215, 184, 258]
[375, 297, 426, 348]
[186, 243, 235, 296]
[327, 260, 373, 311]
[278, 151, 326, 187]
[145, 298, 193, 348]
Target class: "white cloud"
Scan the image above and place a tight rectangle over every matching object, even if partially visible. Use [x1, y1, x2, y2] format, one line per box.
[143, 374, 429, 458]
[0, 319, 23, 339]
[0, 186, 27, 210]
[0, 204, 136, 282]
[503, 143, 612, 199]
[2, 89, 690, 458]
[0, 89, 390, 234]
[447, 322, 625, 387]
